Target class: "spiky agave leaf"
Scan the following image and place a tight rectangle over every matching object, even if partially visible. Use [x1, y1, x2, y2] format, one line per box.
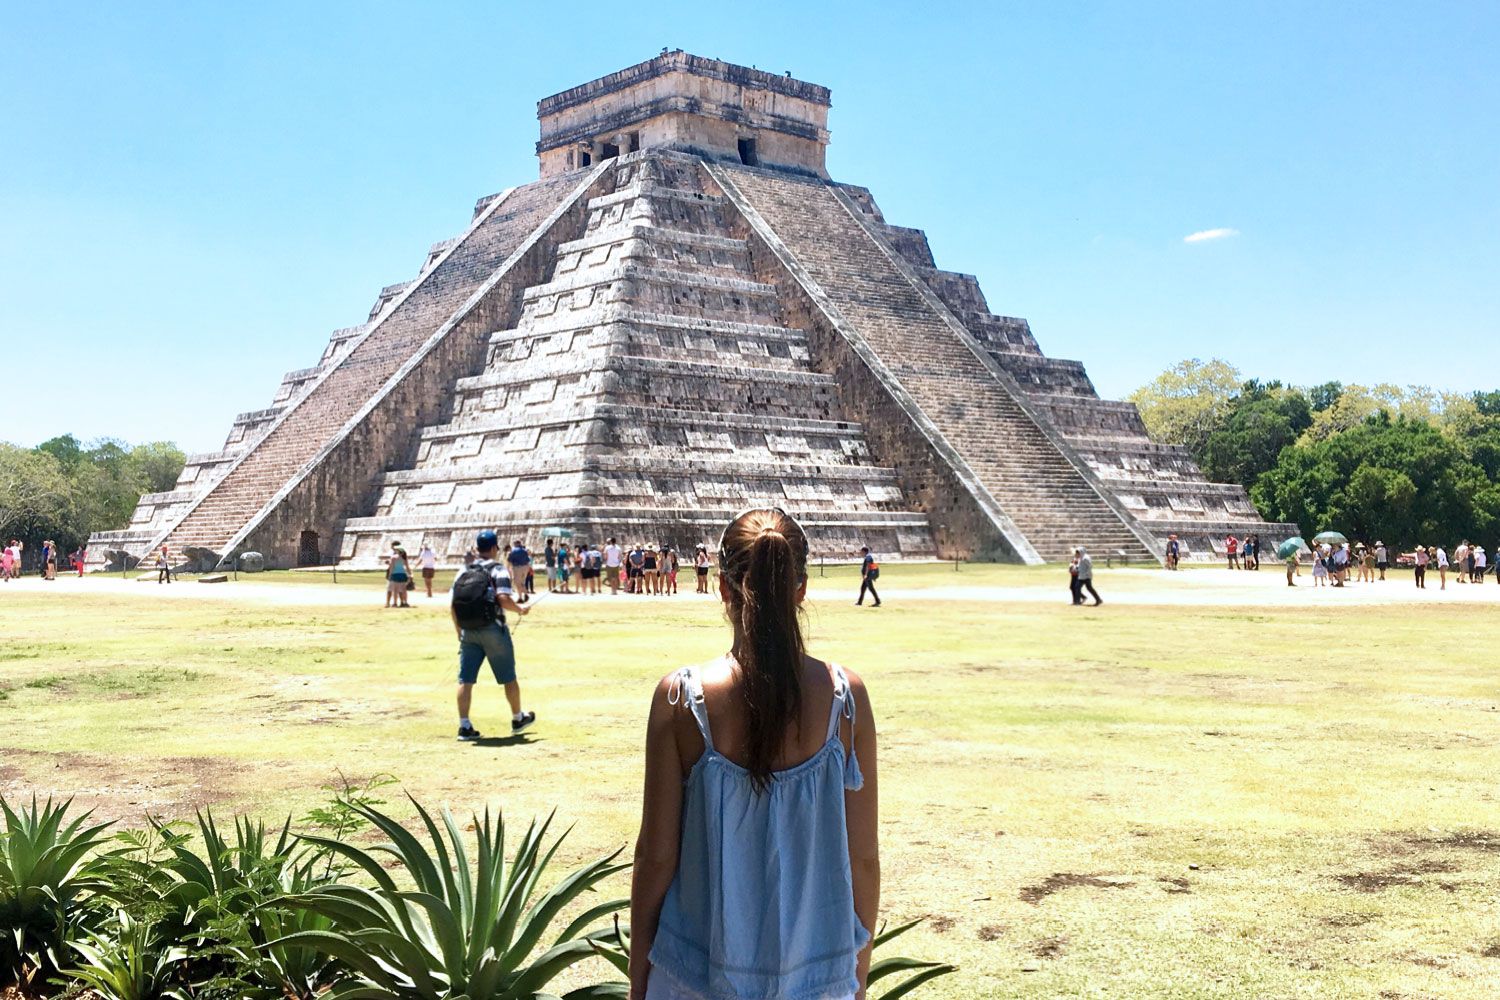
[277, 797, 630, 1000]
[0, 794, 115, 981]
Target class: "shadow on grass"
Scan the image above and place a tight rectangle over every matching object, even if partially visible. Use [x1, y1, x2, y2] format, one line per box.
[469, 734, 543, 748]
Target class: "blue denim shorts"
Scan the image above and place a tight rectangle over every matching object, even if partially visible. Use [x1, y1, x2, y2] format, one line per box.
[457, 622, 516, 685]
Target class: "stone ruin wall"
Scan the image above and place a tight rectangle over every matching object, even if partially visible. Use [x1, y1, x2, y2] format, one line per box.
[333, 152, 935, 568]
[84, 226, 476, 570]
[233, 167, 618, 568]
[709, 172, 1018, 562]
[845, 190, 1297, 559]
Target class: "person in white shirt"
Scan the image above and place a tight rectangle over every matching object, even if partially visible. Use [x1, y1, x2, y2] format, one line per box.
[418, 543, 439, 598]
[604, 536, 624, 595]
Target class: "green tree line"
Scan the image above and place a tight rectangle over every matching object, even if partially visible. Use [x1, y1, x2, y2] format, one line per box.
[1129, 360, 1500, 546]
[0, 435, 184, 564]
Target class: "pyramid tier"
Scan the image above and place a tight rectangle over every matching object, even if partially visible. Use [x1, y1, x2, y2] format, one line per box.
[339, 506, 934, 567]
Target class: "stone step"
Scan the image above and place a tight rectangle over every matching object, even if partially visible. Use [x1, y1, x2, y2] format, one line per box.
[155, 168, 593, 556]
[720, 164, 1158, 563]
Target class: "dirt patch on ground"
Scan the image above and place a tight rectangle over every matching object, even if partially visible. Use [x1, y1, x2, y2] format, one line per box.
[1320, 912, 1377, 927]
[1157, 876, 1192, 894]
[978, 924, 1005, 941]
[1031, 935, 1069, 959]
[927, 914, 955, 933]
[1335, 859, 1458, 893]
[1019, 872, 1135, 905]
[0, 748, 242, 823]
[1409, 830, 1500, 853]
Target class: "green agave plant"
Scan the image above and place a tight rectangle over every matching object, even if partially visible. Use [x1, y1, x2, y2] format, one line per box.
[274, 797, 629, 999]
[65, 909, 188, 1000]
[97, 810, 340, 999]
[0, 795, 114, 987]
[591, 916, 956, 1000]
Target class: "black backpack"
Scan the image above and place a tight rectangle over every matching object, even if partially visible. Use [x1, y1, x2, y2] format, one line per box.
[452, 564, 498, 628]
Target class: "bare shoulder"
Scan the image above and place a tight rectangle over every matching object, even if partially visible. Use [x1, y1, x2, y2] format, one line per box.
[836, 663, 876, 722]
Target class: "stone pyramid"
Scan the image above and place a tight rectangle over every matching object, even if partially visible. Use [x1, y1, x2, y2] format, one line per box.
[90, 52, 1295, 570]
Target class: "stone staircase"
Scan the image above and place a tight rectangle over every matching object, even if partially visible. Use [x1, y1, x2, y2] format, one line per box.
[335, 152, 936, 566]
[713, 164, 1158, 563]
[147, 170, 589, 562]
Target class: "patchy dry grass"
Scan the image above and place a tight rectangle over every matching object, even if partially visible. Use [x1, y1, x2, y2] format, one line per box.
[2, 566, 1500, 997]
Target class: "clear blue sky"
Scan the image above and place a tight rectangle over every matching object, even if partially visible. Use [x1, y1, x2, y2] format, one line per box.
[4, 1, 1496, 453]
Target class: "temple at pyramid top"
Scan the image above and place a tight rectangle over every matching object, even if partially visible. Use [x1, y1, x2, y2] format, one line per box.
[536, 51, 832, 177]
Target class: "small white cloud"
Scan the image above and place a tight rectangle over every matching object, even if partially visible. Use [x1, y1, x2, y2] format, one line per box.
[1183, 227, 1240, 244]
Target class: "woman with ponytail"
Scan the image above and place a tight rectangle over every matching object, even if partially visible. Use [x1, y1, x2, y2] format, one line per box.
[630, 508, 880, 1000]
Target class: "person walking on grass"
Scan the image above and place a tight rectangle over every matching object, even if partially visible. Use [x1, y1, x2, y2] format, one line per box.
[418, 542, 438, 598]
[3, 541, 15, 582]
[855, 546, 881, 607]
[605, 536, 623, 594]
[556, 541, 573, 594]
[629, 507, 878, 1000]
[507, 539, 531, 602]
[451, 530, 534, 741]
[1074, 547, 1101, 605]
[629, 543, 646, 595]
[1475, 545, 1488, 583]
[1285, 547, 1299, 586]
[644, 545, 660, 595]
[694, 543, 711, 593]
[1225, 535, 1240, 570]
[1165, 533, 1180, 570]
[43, 540, 57, 581]
[544, 539, 558, 593]
[1375, 540, 1389, 580]
[156, 544, 173, 585]
[1068, 551, 1083, 604]
[1411, 545, 1428, 589]
[665, 545, 679, 595]
[385, 542, 411, 607]
[1436, 545, 1449, 590]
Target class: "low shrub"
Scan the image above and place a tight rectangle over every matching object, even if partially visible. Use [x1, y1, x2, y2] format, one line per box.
[0, 790, 955, 998]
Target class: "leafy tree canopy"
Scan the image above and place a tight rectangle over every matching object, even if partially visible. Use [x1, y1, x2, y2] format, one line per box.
[0, 436, 184, 562]
[1132, 363, 1500, 547]
[1127, 358, 1242, 455]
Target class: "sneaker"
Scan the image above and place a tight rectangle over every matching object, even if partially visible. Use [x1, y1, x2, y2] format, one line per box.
[511, 711, 536, 735]
[457, 724, 482, 741]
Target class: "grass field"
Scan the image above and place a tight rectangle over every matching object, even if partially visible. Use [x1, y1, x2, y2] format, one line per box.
[3, 564, 1500, 997]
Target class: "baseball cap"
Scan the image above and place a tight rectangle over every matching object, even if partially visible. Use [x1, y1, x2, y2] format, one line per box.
[476, 530, 499, 550]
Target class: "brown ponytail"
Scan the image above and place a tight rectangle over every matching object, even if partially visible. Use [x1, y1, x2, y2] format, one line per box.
[718, 508, 810, 793]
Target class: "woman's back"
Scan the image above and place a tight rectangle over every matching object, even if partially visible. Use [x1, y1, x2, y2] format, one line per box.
[648, 655, 869, 1000]
[673, 653, 841, 775]
[629, 508, 879, 1000]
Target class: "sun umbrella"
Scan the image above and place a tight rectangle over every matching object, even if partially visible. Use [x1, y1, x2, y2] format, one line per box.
[1312, 530, 1347, 546]
[1277, 537, 1310, 560]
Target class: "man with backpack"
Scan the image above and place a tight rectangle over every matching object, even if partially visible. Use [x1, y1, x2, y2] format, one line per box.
[451, 530, 534, 741]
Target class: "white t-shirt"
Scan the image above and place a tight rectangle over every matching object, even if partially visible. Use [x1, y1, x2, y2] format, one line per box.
[419, 548, 437, 570]
[604, 544, 623, 568]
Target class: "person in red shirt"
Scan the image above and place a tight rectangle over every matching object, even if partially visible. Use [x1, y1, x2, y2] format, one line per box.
[1225, 535, 1240, 570]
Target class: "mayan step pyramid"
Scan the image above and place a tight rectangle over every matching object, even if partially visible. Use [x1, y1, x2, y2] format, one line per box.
[89, 51, 1296, 571]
